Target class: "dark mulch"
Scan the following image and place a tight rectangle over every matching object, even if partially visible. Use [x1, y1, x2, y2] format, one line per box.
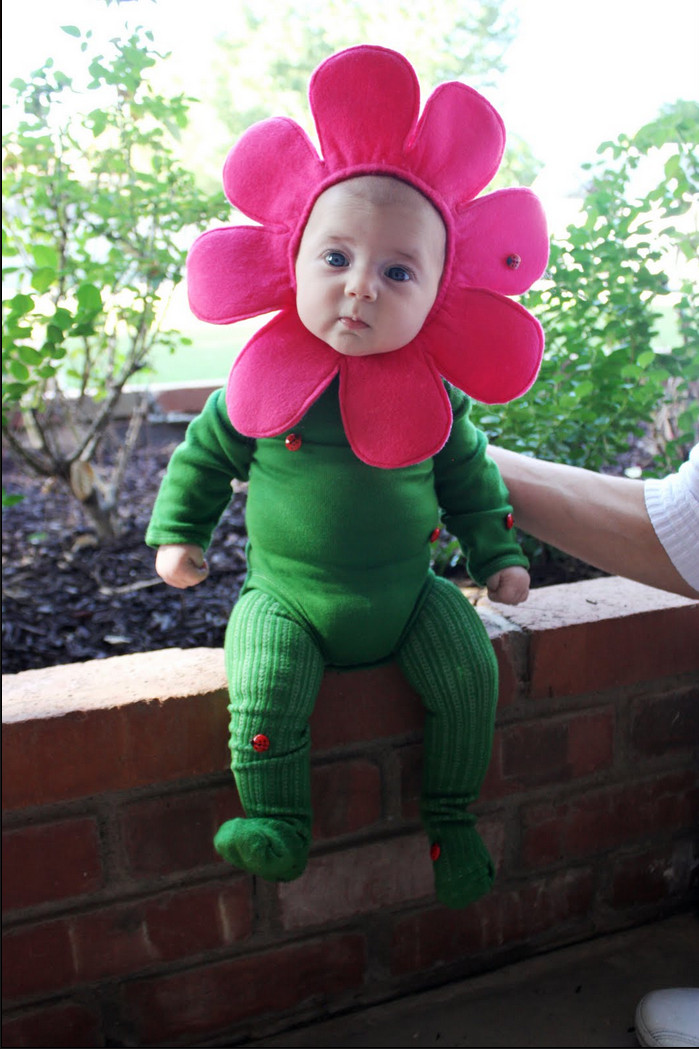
[2, 420, 248, 675]
[2, 418, 602, 676]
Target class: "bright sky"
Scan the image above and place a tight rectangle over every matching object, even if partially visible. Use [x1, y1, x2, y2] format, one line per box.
[3, 0, 698, 220]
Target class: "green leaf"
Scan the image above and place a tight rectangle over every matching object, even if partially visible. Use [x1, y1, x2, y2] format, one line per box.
[60, 25, 81, 37]
[9, 294, 34, 315]
[31, 245, 59, 270]
[52, 308, 74, 331]
[9, 359, 30, 381]
[30, 267, 56, 293]
[17, 345, 43, 366]
[45, 324, 65, 344]
[76, 283, 102, 311]
[88, 108, 108, 136]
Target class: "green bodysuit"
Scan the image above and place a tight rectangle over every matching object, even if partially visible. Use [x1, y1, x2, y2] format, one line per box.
[147, 378, 526, 907]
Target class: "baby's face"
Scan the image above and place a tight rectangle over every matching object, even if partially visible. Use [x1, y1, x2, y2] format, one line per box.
[294, 176, 446, 357]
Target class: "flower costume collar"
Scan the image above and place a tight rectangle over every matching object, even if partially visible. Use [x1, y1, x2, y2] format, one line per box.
[187, 45, 549, 469]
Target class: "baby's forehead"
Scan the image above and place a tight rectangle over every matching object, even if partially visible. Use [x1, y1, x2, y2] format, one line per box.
[306, 176, 446, 240]
[319, 174, 439, 215]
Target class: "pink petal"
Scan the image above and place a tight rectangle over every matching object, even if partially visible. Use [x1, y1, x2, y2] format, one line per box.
[430, 287, 544, 404]
[309, 46, 419, 170]
[223, 117, 325, 227]
[227, 310, 339, 437]
[408, 83, 505, 205]
[339, 341, 453, 468]
[454, 188, 549, 294]
[187, 226, 294, 324]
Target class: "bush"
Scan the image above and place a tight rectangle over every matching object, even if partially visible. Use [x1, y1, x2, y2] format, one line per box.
[2, 18, 229, 539]
[473, 102, 699, 480]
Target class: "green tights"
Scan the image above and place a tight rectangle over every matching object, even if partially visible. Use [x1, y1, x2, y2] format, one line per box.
[214, 575, 497, 908]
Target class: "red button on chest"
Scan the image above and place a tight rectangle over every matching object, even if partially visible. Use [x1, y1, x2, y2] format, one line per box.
[430, 843, 441, 862]
[430, 527, 441, 543]
[505, 512, 514, 530]
[252, 734, 270, 752]
[285, 433, 302, 451]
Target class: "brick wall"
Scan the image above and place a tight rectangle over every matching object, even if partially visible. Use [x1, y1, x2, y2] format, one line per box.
[2, 577, 698, 1048]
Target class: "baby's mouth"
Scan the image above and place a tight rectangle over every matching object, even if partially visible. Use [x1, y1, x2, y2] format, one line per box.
[339, 315, 369, 330]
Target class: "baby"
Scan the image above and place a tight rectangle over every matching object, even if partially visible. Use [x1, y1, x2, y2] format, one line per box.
[147, 47, 548, 909]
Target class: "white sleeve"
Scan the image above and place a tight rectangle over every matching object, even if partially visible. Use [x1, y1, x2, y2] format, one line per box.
[644, 444, 699, 590]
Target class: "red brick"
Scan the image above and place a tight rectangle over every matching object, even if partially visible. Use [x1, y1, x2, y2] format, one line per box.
[2, 650, 230, 810]
[391, 900, 485, 975]
[312, 759, 382, 839]
[630, 688, 699, 757]
[310, 664, 424, 750]
[2, 818, 102, 912]
[522, 772, 698, 869]
[278, 833, 433, 929]
[487, 617, 526, 709]
[479, 728, 514, 802]
[496, 578, 699, 700]
[501, 720, 569, 784]
[390, 868, 594, 975]
[485, 869, 594, 947]
[398, 742, 423, 818]
[1, 1000, 102, 1048]
[125, 934, 366, 1043]
[500, 709, 615, 788]
[567, 709, 615, 776]
[610, 845, 682, 908]
[69, 880, 252, 983]
[2, 919, 75, 1000]
[120, 786, 242, 877]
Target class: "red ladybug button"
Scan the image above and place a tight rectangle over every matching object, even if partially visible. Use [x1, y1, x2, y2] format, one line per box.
[430, 527, 441, 543]
[505, 512, 514, 530]
[285, 433, 302, 451]
[252, 734, 270, 752]
[430, 843, 441, 862]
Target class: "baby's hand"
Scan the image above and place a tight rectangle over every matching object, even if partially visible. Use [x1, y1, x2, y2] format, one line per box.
[155, 543, 209, 589]
[486, 565, 530, 605]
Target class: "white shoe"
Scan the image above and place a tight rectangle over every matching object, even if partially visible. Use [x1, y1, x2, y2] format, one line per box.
[635, 988, 699, 1047]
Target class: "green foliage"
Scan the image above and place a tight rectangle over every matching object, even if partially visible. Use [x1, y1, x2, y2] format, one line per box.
[2, 13, 229, 537]
[473, 101, 699, 479]
[212, 0, 518, 138]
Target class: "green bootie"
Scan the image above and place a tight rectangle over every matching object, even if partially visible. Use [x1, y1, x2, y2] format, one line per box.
[426, 822, 495, 909]
[214, 817, 309, 881]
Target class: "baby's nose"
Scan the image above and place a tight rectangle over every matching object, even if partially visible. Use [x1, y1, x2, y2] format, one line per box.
[345, 266, 377, 300]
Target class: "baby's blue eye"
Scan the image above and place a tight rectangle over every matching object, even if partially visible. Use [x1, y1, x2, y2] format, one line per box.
[324, 251, 348, 267]
[386, 266, 411, 282]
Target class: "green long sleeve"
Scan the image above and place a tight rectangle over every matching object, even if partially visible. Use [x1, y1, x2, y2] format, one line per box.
[146, 388, 253, 551]
[436, 387, 527, 585]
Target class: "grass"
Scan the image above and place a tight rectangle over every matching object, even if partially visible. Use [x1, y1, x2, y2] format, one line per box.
[128, 282, 268, 386]
[139, 326, 244, 386]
